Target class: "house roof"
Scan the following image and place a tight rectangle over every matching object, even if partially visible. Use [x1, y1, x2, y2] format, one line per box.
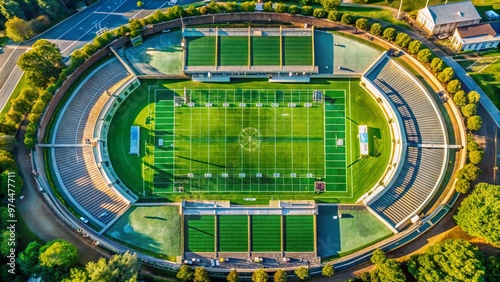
[456, 21, 500, 38]
[419, 1, 481, 25]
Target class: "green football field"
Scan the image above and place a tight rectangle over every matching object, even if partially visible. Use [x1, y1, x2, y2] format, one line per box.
[107, 79, 391, 204]
[186, 37, 216, 66]
[220, 36, 249, 66]
[283, 36, 312, 66]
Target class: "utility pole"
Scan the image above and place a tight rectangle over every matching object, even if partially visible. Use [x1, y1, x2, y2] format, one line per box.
[397, 0, 404, 20]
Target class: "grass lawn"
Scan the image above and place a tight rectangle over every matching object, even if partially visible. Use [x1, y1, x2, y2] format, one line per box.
[219, 36, 248, 66]
[337, 6, 410, 29]
[0, 36, 8, 46]
[107, 78, 391, 204]
[105, 205, 181, 260]
[0, 73, 26, 118]
[470, 60, 500, 109]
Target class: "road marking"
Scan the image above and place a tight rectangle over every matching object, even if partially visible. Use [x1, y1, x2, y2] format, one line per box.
[0, 44, 20, 73]
[54, 11, 101, 44]
[0, 68, 24, 112]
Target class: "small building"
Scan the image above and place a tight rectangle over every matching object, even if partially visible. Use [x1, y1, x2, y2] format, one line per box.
[451, 21, 500, 52]
[417, 1, 481, 35]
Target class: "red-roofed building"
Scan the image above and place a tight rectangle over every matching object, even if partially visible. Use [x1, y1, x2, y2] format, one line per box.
[451, 21, 500, 51]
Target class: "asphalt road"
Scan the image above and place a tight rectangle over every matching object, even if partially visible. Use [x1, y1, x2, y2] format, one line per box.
[0, 0, 188, 111]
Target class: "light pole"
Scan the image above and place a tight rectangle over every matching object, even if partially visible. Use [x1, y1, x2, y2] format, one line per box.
[397, 0, 404, 20]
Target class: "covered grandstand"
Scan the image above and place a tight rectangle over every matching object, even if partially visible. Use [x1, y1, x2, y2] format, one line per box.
[362, 56, 449, 231]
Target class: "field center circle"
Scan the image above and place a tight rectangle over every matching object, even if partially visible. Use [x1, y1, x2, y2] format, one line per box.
[238, 127, 261, 151]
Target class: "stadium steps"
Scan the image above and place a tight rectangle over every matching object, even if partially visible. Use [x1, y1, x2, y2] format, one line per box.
[364, 57, 447, 229]
[51, 59, 132, 226]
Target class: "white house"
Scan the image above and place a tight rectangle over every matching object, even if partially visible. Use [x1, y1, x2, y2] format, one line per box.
[417, 1, 481, 35]
[451, 21, 500, 52]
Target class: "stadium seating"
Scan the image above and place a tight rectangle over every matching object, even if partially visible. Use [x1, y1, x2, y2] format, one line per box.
[364, 57, 447, 229]
[52, 59, 132, 226]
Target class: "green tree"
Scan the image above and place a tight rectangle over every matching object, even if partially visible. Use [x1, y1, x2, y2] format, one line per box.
[207, 2, 224, 13]
[294, 267, 309, 280]
[137, 1, 143, 7]
[39, 239, 78, 268]
[194, 267, 210, 282]
[273, 269, 287, 282]
[370, 249, 387, 264]
[430, 57, 444, 73]
[461, 103, 477, 117]
[313, 8, 326, 18]
[177, 265, 194, 282]
[300, 6, 313, 16]
[355, 18, 368, 30]
[457, 163, 481, 182]
[341, 13, 352, 25]
[240, 1, 256, 12]
[447, 79, 461, 94]
[370, 258, 405, 282]
[468, 91, 480, 104]
[321, 0, 340, 12]
[469, 150, 483, 164]
[288, 5, 299, 14]
[263, 1, 273, 12]
[11, 96, 30, 113]
[274, 3, 287, 13]
[467, 140, 480, 152]
[456, 183, 500, 245]
[62, 267, 89, 282]
[408, 40, 422, 54]
[128, 18, 143, 31]
[437, 67, 454, 83]
[485, 255, 500, 282]
[224, 2, 238, 13]
[408, 239, 485, 282]
[36, 0, 63, 19]
[298, 0, 311, 5]
[417, 49, 432, 64]
[455, 178, 471, 194]
[453, 90, 467, 106]
[0, 0, 26, 20]
[185, 4, 199, 16]
[328, 10, 343, 21]
[322, 264, 334, 277]
[395, 32, 411, 49]
[382, 27, 396, 41]
[252, 269, 269, 282]
[5, 16, 33, 42]
[467, 115, 482, 131]
[84, 252, 140, 282]
[370, 23, 382, 36]
[17, 39, 62, 88]
[227, 269, 239, 282]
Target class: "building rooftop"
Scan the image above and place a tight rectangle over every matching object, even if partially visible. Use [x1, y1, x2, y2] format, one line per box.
[457, 21, 500, 38]
[420, 1, 481, 25]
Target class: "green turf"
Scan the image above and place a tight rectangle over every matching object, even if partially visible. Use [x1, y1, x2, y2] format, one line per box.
[218, 215, 248, 252]
[187, 37, 216, 66]
[220, 36, 249, 66]
[105, 206, 181, 259]
[185, 215, 215, 252]
[107, 79, 391, 203]
[469, 58, 500, 109]
[283, 36, 312, 66]
[252, 37, 280, 66]
[251, 215, 281, 252]
[284, 215, 314, 252]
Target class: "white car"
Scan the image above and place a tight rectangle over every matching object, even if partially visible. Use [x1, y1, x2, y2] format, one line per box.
[80, 217, 89, 224]
[437, 33, 449, 40]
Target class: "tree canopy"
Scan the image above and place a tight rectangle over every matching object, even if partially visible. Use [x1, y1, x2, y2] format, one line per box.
[177, 265, 194, 282]
[467, 115, 482, 131]
[408, 239, 485, 282]
[252, 269, 269, 282]
[408, 40, 422, 55]
[18, 241, 42, 276]
[193, 267, 210, 282]
[227, 269, 239, 282]
[455, 183, 500, 245]
[322, 264, 334, 277]
[417, 49, 432, 64]
[273, 269, 288, 282]
[17, 39, 62, 88]
[368, 249, 405, 282]
[39, 239, 78, 268]
[370, 23, 382, 36]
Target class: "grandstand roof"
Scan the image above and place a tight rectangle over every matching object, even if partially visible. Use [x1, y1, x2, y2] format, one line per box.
[419, 1, 481, 25]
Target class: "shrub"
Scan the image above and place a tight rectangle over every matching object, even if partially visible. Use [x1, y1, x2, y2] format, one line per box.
[469, 150, 483, 164]
[288, 5, 299, 14]
[417, 49, 432, 64]
[455, 178, 471, 194]
[313, 8, 326, 18]
[447, 79, 461, 94]
[328, 10, 343, 21]
[263, 1, 273, 12]
[240, 1, 256, 12]
[461, 103, 477, 117]
[453, 90, 467, 107]
[437, 67, 454, 83]
[321, 0, 340, 12]
[370, 23, 382, 36]
[382, 27, 396, 41]
[467, 140, 480, 152]
[408, 40, 422, 54]
[298, 0, 311, 5]
[468, 91, 480, 104]
[355, 18, 368, 30]
[224, 2, 239, 13]
[467, 115, 482, 131]
[457, 163, 481, 182]
[341, 13, 353, 25]
[274, 3, 287, 13]
[430, 58, 444, 73]
[322, 264, 335, 277]
[300, 6, 313, 16]
[395, 32, 412, 49]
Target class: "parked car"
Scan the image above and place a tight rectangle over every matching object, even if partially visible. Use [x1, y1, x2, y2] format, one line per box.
[80, 217, 89, 224]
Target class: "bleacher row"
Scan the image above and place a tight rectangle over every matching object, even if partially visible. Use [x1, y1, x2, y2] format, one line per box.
[364, 57, 447, 229]
[52, 59, 132, 226]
